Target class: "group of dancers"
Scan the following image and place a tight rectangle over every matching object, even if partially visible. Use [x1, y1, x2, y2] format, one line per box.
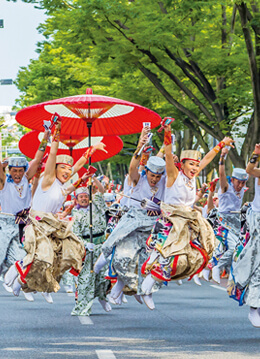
[0, 116, 260, 328]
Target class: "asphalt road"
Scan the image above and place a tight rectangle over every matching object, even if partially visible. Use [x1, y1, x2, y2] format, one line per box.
[0, 277, 259, 359]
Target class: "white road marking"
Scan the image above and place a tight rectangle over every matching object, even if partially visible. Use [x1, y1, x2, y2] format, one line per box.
[96, 350, 116, 359]
[210, 284, 226, 292]
[78, 316, 93, 325]
[2, 348, 32, 351]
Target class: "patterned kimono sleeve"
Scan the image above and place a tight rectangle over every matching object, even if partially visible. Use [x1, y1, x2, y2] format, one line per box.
[72, 210, 84, 240]
[93, 192, 106, 216]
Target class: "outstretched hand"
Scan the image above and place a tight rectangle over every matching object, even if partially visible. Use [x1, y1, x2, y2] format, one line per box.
[94, 142, 107, 153]
[82, 172, 90, 182]
[1, 158, 9, 168]
[141, 125, 150, 138]
[139, 126, 150, 147]
[222, 137, 235, 148]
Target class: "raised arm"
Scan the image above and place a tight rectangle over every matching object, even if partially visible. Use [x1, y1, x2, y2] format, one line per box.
[218, 147, 229, 193]
[26, 130, 50, 181]
[246, 144, 260, 177]
[129, 126, 149, 186]
[73, 142, 107, 175]
[64, 171, 105, 196]
[194, 183, 207, 204]
[197, 137, 234, 174]
[0, 160, 8, 190]
[207, 190, 215, 214]
[41, 120, 61, 189]
[164, 124, 179, 188]
[65, 172, 89, 195]
[93, 176, 105, 194]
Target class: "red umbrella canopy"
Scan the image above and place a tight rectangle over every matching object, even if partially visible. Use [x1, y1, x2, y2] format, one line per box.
[15, 89, 161, 136]
[19, 130, 124, 163]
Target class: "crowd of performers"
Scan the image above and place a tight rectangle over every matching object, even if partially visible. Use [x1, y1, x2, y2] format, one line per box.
[0, 116, 260, 327]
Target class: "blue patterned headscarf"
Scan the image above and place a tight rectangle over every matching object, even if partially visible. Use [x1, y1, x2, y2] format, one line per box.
[7, 157, 29, 183]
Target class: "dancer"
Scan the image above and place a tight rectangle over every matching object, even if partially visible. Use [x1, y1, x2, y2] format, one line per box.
[211, 146, 248, 284]
[141, 122, 234, 309]
[4, 118, 106, 301]
[229, 143, 260, 327]
[0, 130, 49, 300]
[71, 181, 112, 316]
[94, 125, 166, 306]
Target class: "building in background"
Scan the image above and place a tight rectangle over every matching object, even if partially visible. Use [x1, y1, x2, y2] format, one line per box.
[0, 106, 21, 161]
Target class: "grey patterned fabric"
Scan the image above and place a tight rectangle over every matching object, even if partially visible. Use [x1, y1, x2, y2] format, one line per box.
[0, 214, 26, 275]
[217, 212, 241, 269]
[72, 192, 106, 237]
[102, 207, 159, 294]
[71, 244, 109, 316]
[61, 269, 75, 286]
[71, 193, 110, 316]
[233, 209, 260, 307]
[218, 212, 241, 233]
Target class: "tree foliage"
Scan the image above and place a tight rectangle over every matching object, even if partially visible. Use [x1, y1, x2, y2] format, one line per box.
[10, 0, 260, 181]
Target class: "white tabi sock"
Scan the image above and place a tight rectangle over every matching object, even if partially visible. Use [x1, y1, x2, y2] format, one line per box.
[12, 277, 22, 297]
[202, 268, 210, 282]
[248, 308, 260, 328]
[41, 292, 53, 304]
[212, 266, 221, 284]
[94, 253, 107, 274]
[2, 282, 13, 293]
[107, 294, 117, 305]
[22, 291, 34, 302]
[122, 294, 128, 304]
[193, 274, 202, 286]
[114, 292, 123, 305]
[4, 264, 18, 287]
[99, 298, 112, 312]
[110, 278, 125, 299]
[141, 273, 156, 295]
[142, 294, 155, 310]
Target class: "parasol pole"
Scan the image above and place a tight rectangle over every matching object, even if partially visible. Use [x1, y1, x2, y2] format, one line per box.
[69, 136, 73, 157]
[87, 103, 94, 271]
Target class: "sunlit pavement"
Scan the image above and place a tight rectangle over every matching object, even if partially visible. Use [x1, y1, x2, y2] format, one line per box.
[0, 277, 259, 359]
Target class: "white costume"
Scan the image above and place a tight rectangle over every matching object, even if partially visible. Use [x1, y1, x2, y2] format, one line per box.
[0, 173, 30, 276]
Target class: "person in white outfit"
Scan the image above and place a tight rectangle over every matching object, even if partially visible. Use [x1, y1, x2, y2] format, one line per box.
[0, 131, 49, 301]
[211, 146, 248, 284]
[231, 143, 260, 327]
[141, 122, 234, 309]
[4, 117, 106, 304]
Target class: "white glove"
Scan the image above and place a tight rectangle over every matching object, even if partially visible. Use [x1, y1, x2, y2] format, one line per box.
[86, 242, 95, 252]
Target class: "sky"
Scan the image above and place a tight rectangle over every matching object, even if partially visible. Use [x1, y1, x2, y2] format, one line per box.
[0, 0, 46, 108]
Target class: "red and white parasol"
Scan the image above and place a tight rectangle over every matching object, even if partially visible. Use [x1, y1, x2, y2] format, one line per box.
[16, 89, 161, 136]
[19, 130, 123, 164]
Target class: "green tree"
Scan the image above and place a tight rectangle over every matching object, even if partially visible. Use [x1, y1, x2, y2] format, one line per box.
[10, 1, 260, 182]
